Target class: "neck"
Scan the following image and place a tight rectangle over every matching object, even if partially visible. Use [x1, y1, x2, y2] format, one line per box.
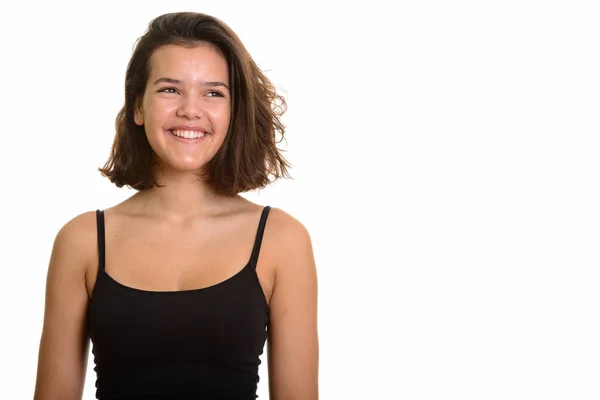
[132, 168, 237, 222]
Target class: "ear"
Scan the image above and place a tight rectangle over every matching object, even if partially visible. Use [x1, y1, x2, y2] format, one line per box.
[134, 97, 144, 126]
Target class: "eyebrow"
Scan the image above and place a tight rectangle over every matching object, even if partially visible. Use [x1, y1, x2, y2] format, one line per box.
[153, 77, 229, 90]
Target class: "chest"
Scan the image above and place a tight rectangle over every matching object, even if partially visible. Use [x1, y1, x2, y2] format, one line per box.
[86, 212, 275, 303]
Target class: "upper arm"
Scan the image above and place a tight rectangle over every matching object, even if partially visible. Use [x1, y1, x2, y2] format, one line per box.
[267, 209, 319, 400]
[34, 212, 96, 400]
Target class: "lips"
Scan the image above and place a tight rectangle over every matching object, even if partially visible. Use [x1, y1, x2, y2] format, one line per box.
[169, 125, 209, 132]
[167, 125, 211, 140]
[169, 129, 207, 139]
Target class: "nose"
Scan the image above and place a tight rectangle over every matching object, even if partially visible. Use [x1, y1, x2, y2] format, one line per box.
[176, 93, 205, 119]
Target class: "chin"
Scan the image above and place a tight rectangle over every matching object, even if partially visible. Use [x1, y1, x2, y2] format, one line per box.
[155, 158, 208, 175]
[176, 163, 207, 173]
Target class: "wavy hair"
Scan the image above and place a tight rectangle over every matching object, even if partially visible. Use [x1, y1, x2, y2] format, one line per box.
[99, 12, 291, 195]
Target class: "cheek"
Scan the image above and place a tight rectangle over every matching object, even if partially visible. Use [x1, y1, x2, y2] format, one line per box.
[145, 101, 174, 127]
[209, 106, 231, 130]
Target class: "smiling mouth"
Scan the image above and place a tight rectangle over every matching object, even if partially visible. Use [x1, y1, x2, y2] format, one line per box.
[169, 129, 208, 139]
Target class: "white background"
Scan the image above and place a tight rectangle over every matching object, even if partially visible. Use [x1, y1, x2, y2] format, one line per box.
[0, 0, 598, 399]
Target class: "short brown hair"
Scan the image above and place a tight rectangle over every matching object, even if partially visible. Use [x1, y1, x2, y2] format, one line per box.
[99, 12, 291, 195]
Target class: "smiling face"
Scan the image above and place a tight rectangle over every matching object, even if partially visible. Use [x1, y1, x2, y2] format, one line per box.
[134, 43, 231, 174]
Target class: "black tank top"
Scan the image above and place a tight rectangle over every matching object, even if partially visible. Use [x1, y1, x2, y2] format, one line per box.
[88, 206, 271, 399]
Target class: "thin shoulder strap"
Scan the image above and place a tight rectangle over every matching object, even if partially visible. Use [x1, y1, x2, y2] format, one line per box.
[249, 206, 271, 268]
[96, 210, 106, 271]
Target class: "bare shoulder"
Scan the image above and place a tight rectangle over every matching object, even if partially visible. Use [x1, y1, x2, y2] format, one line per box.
[52, 211, 98, 273]
[264, 207, 317, 290]
[266, 207, 313, 255]
[55, 211, 97, 249]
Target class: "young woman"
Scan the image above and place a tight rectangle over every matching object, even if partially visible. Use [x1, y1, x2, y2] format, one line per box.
[34, 12, 318, 400]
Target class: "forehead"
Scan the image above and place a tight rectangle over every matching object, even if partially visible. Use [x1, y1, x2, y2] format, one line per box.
[148, 43, 229, 83]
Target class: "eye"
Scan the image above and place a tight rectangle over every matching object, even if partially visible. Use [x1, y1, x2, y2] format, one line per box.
[157, 87, 179, 94]
[207, 90, 225, 98]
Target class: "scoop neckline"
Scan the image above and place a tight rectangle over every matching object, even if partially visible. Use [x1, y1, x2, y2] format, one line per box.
[98, 261, 253, 295]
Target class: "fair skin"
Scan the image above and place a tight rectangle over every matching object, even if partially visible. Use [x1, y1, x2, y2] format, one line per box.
[34, 43, 318, 399]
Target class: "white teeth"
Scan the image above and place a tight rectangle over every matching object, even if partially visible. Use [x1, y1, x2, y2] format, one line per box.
[170, 130, 206, 139]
